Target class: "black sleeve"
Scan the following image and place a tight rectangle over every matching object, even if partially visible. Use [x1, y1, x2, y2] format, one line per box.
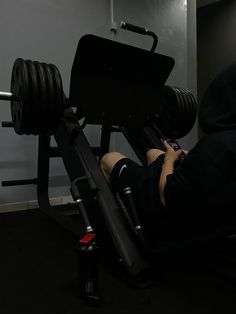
[164, 139, 226, 211]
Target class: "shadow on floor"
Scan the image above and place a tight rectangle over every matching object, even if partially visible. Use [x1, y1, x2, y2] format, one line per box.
[0, 209, 236, 314]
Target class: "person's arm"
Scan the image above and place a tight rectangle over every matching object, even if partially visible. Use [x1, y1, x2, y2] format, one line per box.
[159, 141, 183, 207]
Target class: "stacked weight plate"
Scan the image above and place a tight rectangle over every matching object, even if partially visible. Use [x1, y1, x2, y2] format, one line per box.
[10, 58, 64, 135]
[155, 85, 197, 139]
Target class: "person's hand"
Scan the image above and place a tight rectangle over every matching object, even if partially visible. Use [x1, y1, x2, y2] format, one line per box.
[163, 140, 183, 164]
[159, 141, 182, 207]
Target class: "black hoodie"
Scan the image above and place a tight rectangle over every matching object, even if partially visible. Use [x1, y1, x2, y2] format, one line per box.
[164, 62, 236, 211]
[199, 62, 236, 134]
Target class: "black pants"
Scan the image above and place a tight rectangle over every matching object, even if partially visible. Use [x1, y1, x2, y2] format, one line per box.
[111, 155, 166, 232]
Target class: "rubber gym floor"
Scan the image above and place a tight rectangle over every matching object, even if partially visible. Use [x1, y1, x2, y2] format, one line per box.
[0, 207, 236, 314]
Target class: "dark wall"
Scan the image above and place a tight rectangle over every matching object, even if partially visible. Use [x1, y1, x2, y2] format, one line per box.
[0, 0, 191, 205]
[197, 0, 236, 104]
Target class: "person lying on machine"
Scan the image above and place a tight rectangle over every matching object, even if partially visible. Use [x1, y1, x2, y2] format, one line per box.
[100, 62, 236, 220]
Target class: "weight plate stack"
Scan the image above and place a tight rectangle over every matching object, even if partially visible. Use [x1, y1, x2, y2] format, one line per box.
[25, 60, 41, 135]
[155, 85, 197, 139]
[10, 58, 64, 135]
[11, 59, 32, 135]
[48, 63, 64, 132]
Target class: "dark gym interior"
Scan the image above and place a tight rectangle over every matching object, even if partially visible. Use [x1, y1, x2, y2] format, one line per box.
[0, 1, 236, 313]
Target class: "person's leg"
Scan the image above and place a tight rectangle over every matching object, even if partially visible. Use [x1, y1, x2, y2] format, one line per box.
[146, 148, 165, 166]
[100, 152, 126, 184]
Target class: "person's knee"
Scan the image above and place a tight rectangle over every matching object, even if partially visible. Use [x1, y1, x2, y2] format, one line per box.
[100, 152, 126, 172]
[100, 152, 126, 184]
[146, 149, 157, 161]
[146, 148, 165, 165]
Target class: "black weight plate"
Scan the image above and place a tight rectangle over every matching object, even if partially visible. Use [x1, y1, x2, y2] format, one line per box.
[184, 91, 197, 129]
[33, 61, 49, 134]
[184, 90, 198, 117]
[174, 87, 195, 138]
[166, 86, 184, 138]
[179, 89, 196, 137]
[11, 61, 22, 134]
[25, 60, 41, 135]
[167, 89, 180, 137]
[180, 90, 196, 126]
[158, 86, 179, 138]
[47, 64, 60, 132]
[159, 85, 198, 139]
[184, 87, 196, 103]
[11, 58, 31, 135]
[171, 87, 185, 125]
[48, 65, 60, 117]
[173, 88, 188, 123]
[174, 87, 189, 133]
[49, 64, 64, 113]
[181, 90, 194, 136]
[41, 62, 56, 133]
[48, 64, 64, 131]
[19, 60, 33, 135]
[11, 60, 21, 134]
[182, 90, 197, 133]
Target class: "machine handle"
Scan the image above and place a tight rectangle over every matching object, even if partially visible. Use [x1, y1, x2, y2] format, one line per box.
[120, 21, 148, 35]
[120, 21, 158, 52]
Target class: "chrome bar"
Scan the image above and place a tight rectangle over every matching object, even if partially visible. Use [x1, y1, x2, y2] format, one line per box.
[0, 91, 18, 101]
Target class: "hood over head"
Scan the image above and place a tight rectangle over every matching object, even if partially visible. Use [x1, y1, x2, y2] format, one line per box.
[198, 62, 236, 134]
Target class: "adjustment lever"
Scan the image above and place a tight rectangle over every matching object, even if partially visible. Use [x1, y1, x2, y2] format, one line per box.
[71, 177, 94, 233]
[122, 187, 142, 234]
[121, 186, 146, 243]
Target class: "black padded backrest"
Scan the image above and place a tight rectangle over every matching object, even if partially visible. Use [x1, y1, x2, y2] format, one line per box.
[69, 34, 175, 127]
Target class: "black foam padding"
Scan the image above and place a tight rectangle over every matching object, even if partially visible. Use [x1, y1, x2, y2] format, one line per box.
[69, 34, 175, 127]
